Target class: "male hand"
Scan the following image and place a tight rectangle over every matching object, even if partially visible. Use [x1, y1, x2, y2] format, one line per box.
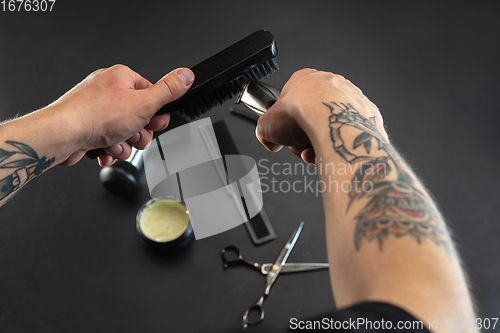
[256, 68, 385, 164]
[51, 64, 194, 167]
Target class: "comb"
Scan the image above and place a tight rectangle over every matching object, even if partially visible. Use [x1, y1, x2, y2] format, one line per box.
[212, 120, 276, 245]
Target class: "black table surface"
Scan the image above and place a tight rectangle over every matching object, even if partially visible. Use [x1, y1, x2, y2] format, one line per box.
[0, 1, 499, 332]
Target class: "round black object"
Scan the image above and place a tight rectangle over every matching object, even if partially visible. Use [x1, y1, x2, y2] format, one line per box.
[99, 161, 140, 197]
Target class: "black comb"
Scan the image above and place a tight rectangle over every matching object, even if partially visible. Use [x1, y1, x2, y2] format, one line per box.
[212, 120, 276, 245]
[87, 30, 278, 159]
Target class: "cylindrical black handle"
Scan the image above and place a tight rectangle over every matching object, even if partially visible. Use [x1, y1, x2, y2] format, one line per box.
[221, 246, 243, 269]
[99, 161, 139, 197]
[242, 295, 266, 328]
[221, 246, 260, 270]
[99, 149, 143, 197]
[86, 148, 105, 159]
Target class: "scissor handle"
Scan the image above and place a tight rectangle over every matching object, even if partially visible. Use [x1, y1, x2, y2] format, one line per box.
[242, 295, 265, 329]
[221, 246, 260, 270]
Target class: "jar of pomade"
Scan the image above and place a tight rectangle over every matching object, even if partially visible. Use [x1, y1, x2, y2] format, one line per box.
[136, 197, 193, 252]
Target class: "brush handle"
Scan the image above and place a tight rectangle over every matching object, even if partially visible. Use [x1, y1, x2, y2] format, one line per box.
[99, 148, 143, 197]
[86, 148, 105, 159]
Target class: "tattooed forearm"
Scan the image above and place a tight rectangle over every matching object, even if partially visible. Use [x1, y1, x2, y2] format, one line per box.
[0, 141, 55, 202]
[325, 102, 449, 251]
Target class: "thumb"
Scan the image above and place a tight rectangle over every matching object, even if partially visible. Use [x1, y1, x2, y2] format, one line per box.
[256, 101, 310, 151]
[147, 68, 195, 109]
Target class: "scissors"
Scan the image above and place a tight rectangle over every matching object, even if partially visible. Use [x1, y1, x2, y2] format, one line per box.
[222, 222, 328, 328]
[221, 246, 328, 275]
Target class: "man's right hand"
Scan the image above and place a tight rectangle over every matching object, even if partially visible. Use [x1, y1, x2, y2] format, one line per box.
[255, 69, 476, 332]
[256, 68, 387, 164]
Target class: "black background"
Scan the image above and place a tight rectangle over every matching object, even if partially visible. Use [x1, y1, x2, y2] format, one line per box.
[0, 1, 499, 332]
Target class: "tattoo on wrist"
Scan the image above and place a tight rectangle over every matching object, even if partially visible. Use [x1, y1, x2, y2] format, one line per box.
[0, 141, 55, 202]
[325, 102, 449, 251]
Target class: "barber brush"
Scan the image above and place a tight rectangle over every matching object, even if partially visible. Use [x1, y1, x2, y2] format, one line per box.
[87, 30, 278, 159]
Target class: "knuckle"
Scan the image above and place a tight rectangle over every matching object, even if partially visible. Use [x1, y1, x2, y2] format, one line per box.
[292, 68, 317, 78]
[161, 78, 180, 97]
[299, 68, 317, 74]
[134, 140, 149, 150]
[329, 72, 347, 82]
[111, 64, 130, 72]
[89, 68, 105, 76]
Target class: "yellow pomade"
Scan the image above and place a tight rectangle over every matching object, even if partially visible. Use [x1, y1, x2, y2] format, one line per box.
[139, 201, 189, 242]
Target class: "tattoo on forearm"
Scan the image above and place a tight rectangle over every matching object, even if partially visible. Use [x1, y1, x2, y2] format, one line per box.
[0, 141, 55, 202]
[325, 102, 449, 251]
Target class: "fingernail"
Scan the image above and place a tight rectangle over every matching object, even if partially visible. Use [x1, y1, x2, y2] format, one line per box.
[268, 144, 283, 152]
[106, 144, 123, 156]
[144, 141, 152, 150]
[129, 132, 141, 143]
[300, 150, 307, 160]
[176, 69, 194, 87]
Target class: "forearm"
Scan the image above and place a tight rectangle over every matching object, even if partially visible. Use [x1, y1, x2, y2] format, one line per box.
[0, 65, 194, 206]
[256, 69, 476, 331]
[304, 101, 475, 329]
[0, 105, 81, 206]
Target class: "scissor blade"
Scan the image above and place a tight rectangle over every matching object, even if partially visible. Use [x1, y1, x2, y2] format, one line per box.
[265, 221, 305, 295]
[261, 263, 329, 275]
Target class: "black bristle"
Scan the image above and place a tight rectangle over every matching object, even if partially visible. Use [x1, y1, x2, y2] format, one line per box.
[244, 58, 279, 82]
[178, 58, 279, 120]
